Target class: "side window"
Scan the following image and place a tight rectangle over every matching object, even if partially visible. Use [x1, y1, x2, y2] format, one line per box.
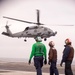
[48, 31, 51, 34]
[44, 28, 47, 31]
[25, 27, 29, 30]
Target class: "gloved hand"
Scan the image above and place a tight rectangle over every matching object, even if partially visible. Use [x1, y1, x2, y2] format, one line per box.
[48, 61, 51, 65]
[60, 62, 63, 67]
[44, 59, 47, 65]
[28, 59, 31, 65]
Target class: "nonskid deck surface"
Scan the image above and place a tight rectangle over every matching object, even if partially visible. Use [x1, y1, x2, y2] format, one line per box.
[0, 70, 64, 75]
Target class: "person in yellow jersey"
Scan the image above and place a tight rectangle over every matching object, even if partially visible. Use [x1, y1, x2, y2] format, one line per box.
[60, 38, 74, 75]
[28, 37, 47, 75]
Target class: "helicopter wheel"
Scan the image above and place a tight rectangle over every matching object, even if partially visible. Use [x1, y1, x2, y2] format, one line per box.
[44, 38, 47, 41]
[24, 39, 27, 42]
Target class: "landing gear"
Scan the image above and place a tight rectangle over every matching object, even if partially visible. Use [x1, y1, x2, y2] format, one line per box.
[24, 39, 27, 42]
[44, 38, 47, 41]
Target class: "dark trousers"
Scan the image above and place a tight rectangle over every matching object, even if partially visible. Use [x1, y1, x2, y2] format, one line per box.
[65, 60, 73, 75]
[50, 61, 59, 75]
[34, 56, 43, 75]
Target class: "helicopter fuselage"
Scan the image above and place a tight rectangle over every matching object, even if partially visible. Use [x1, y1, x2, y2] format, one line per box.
[2, 25, 57, 41]
[13, 26, 56, 38]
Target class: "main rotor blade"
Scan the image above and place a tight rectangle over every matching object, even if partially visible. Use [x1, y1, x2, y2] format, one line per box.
[3, 16, 44, 25]
[3, 16, 37, 24]
[46, 24, 74, 26]
[51, 25, 74, 26]
[37, 9, 40, 24]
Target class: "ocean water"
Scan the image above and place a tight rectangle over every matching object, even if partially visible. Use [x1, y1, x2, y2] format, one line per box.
[0, 58, 75, 65]
[0, 58, 28, 63]
[57, 60, 75, 65]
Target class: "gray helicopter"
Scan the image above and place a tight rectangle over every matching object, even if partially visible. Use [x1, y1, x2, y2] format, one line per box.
[2, 10, 57, 42]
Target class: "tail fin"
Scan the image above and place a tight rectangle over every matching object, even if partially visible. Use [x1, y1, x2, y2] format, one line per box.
[2, 25, 13, 37]
[6, 25, 12, 35]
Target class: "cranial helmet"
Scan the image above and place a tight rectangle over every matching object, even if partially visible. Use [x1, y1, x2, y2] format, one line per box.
[49, 41, 55, 47]
[35, 37, 42, 42]
[65, 38, 71, 45]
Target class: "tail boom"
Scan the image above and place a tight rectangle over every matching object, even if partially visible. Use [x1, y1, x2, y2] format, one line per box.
[2, 32, 12, 37]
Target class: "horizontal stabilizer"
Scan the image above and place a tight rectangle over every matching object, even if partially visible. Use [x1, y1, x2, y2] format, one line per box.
[2, 32, 10, 36]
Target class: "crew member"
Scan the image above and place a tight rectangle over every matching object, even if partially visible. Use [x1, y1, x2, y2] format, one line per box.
[48, 41, 59, 75]
[28, 37, 47, 75]
[60, 38, 74, 75]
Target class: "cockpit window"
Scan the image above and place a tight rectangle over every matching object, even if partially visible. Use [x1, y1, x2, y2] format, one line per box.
[26, 26, 38, 30]
[25, 27, 29, 31]
[48, 31, 51, 34]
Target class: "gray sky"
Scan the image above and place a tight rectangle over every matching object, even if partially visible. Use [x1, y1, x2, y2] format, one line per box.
[0, 0, 75, 60]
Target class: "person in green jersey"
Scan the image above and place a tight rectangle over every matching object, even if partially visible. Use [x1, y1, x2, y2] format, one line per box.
[28, 37, 47, 75]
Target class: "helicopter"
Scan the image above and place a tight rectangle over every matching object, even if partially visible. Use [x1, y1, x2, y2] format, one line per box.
[2, 9, 57, 42]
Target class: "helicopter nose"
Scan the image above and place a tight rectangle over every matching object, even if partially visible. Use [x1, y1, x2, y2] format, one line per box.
[51, 31, 57, 36]
[53, 31, 57, 36]
[55, 31, 57, 35]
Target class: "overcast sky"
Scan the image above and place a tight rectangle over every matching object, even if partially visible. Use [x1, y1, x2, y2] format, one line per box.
[0, 0, 75, 61]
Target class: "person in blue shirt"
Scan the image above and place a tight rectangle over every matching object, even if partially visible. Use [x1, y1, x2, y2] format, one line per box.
[60, 38, 74, 75]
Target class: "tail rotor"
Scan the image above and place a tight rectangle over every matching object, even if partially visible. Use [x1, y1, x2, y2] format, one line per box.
[1, 21, 11, 29]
